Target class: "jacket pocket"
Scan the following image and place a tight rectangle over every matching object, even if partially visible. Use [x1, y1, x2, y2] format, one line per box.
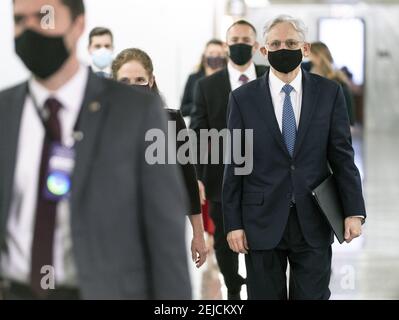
[242, 192, 264, 205]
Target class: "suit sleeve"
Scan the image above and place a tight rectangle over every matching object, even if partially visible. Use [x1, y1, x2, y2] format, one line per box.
[138, 95, 192, 299]
[222, 92, 244, 233]
[341, 82, 355, 126]
[327, 85, 366, 218]
[180, 74, 196, 117]
[174, 110, 201, 215]
[189, 80, 209, 182]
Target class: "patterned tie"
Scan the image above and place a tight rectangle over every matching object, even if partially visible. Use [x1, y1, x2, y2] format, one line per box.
[282, 84, 297, 157]
[30, 97, 62, 298]
[238, 74, 249, 85]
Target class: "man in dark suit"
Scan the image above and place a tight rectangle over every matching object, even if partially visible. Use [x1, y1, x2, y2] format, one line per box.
[190, 20, 267, 300]
[223, 15, 366, 300]
[0, 0, 191, 300]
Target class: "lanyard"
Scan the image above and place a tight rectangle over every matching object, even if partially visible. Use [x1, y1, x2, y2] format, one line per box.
[27, 85, 53, 133]
[26, 83, 83, 145]
[26, 84, 78, 201]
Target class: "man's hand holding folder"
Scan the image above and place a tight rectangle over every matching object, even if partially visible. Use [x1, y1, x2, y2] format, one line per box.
[344, 217, 363, 243]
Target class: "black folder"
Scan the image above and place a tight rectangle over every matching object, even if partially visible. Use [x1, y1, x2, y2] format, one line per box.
[312, 174, 345, 244]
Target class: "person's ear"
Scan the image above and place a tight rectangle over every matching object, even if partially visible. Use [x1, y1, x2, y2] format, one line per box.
[223, 42, 230, 55]
[73, 15, 85, 37]
[223, 42, 229, 55]
[149, 76, 155, 88]
[88, 43, 94, 54]
[302, 42, 311, 58]
[253, 41, 260, 52]
[201, 53, 207, 67]
[260, 46, 268, 57]
[66, 15, 85, 52]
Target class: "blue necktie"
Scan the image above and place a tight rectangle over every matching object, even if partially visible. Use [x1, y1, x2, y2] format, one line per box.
[282, 84, 297, 157]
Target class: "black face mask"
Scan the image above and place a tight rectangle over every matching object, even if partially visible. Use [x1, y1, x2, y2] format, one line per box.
[206, 56, 227, 70]
[267, 49, 303, 74]
[15, 29, 71, 79]
[229, 44, 253, 66]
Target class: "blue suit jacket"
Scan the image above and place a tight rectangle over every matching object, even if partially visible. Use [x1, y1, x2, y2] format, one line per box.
[222, 69, 366, 249]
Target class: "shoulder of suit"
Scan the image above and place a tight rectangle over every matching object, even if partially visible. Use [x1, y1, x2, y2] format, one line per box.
[255, 64, 268, 76]
[103, 76, 157, 99]
[188, 70, 205, 81]
[95, 76, 162, 115]
[0, 81, 28, 112]
[305, 71, 340, 90]
[165, 108, 182, 117]
[231, 75, 264, 100]
[165, 108, 185, 126]
[197, 68, 227, 87]
[0, 81, 28, 100]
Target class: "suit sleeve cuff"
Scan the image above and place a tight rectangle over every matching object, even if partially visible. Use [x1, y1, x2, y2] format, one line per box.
[349, 215, 366, 224]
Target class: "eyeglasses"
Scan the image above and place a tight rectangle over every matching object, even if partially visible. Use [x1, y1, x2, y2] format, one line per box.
[266, 39, 304, 51]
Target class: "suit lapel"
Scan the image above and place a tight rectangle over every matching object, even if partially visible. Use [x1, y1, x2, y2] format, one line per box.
[221, 68, 232, 93]
[70, 70, 108, 207]
[293, 70, 319, 157]
[255, 70, 290, 157]
[255, 65, 268, 78]
[1, 83, 28, 230]
[222, 68, 231, 117]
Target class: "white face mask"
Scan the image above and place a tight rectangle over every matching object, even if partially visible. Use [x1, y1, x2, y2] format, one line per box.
[91, 47, 113, 70]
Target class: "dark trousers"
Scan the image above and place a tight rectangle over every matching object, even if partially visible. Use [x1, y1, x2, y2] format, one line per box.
[209, 201, 244, 294]
[245, 206, 332, 300]
[0, 281, 80, 300]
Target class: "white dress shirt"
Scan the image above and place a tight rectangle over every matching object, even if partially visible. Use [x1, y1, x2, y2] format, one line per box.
[1, 64, 89, 287]
[228, 62, 257, 91]
[268, 68, 303, 132]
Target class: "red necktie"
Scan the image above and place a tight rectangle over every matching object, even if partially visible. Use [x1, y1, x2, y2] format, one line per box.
[30, 97, 62, 298]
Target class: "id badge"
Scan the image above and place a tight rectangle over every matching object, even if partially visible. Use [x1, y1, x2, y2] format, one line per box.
[43, 143, 75, 202]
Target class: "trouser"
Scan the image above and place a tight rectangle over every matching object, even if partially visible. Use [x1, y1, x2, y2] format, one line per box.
[245, 206, 332, 300]
[0, 280, 80, 300]
[209, 201, 245, 294]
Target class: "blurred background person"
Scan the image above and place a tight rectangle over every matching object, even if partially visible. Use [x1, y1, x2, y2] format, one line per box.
[190, 20, 267, 300]
[0, 0, 191, 300]
[180, 39, 227, 119]
[309, 41, 355, 126]
[111, 48, 208, 269]
[87, 26, 114, 78]
[180, 39, 227, 284]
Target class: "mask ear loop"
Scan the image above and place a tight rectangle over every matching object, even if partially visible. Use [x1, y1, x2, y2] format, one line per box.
[27, 83, 50, 124]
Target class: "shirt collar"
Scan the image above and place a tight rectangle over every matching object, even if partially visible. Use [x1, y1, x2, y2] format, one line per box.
[228, 62, 256, 82]
[269, 68, 302, 94]
[28, 64, 89, 112]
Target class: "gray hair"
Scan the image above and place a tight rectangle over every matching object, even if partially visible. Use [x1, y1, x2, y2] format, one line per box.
[263, 15, 307, 43]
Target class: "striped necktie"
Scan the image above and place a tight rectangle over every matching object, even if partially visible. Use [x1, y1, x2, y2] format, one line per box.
[281, 84, 297, 157]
